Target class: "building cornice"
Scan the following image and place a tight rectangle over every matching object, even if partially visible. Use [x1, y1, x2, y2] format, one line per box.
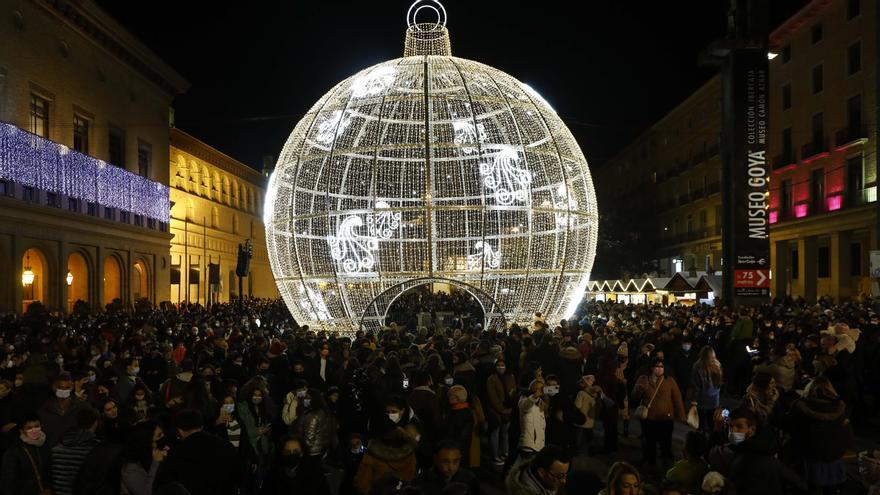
[31, 0, 190, 96]
[170, 128, 267, 188]
[769, 0, 835, 48]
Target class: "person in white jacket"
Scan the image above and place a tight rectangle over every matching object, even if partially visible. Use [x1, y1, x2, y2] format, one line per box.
[517, 379, 546, 462]
[281, 380, 309, 430]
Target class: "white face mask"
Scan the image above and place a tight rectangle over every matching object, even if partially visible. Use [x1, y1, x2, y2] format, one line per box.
[729, 431, 747, 445]
[444, 378, 454, 386]
[130, 367, 140, 376]
[223, 404, 235, 414]
[543, 385, 559, 397]
[682, 344, 692, 352]
[56, 389, 72, 399]
[388, 412, 401, 423]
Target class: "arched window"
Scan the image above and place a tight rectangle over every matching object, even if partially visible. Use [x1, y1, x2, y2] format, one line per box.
[103, 255, 122, 305]
[22, 247, 49, 311]
[67, 251, 89, 312]
[133, 259, 150, 302]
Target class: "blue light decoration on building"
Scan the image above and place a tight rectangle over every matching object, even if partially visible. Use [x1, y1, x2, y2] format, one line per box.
[0, 122, 169, 222]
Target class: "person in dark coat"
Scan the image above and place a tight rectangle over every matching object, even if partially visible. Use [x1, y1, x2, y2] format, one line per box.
[153, 409, 242, 495]
[722, 408, 805, 495]
[406, 369, 442, 444]
[442, 386, 474, 467]
[259, 436, 330, 494]
[38, 373, 94, 448]
[413, 441, 481, 495]
[0, 412, 51, 495]
[784, 376, 853, 492]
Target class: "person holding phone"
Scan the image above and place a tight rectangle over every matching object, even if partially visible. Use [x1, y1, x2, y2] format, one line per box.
[516, 379, 546, 463]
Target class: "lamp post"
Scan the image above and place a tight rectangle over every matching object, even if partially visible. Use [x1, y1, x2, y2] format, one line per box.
[22, 252, 34, 286]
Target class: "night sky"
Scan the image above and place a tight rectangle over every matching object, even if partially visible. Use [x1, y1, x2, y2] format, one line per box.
[96, 0, 809, 171]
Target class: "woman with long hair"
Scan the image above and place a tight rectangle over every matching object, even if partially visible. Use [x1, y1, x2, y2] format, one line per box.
[237, 377, 276, 494]
[120, 421, 167, 495]
[600, 461, 642, 495]
[690, 346, 723, 433]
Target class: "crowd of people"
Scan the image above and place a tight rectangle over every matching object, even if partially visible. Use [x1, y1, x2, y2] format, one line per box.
[0, 294, 878, 495]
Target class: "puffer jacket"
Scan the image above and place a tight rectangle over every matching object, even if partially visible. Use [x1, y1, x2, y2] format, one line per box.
[354, 431, 417, 494]
[298, 408, 335, 456]
[518, 395, 545, 452]
[785, 396, 853, 462]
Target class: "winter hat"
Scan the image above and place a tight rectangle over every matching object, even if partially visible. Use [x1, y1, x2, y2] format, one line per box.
[448, 385, 468, 403]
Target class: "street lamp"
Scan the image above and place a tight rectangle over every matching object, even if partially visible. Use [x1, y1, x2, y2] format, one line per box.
[66, 271, 74, 286]
[22, 253, 34, 286]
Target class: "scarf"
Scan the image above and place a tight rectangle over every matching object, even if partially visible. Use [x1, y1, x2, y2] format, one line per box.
[21, 430, 46, 447]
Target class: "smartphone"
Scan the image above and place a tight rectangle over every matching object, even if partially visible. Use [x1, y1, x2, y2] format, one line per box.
[403, 377, 410, 388]
[746, 345, 759, 355]
[721, 408, 730, 419]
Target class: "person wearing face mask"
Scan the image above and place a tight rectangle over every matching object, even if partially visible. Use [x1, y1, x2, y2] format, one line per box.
[296, 388, 335, 470]
[0, 413, 51, 495]
[631, 358, 685, 469]
[38, 373, 93, 448]
[281, 379, 309, 431]
[516, 379, 547, 464]
[215, 395, 242, 450]
[486, 358, 516, 466]
[260, 436, 330, 494]
[123, 384, 154, 425]
[114, 357, 142, 404]
[708, 407, 804, 495]
[235, 378, 275, 493]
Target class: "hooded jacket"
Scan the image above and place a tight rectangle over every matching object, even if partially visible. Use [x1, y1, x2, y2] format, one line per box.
[353, 431, 417, 494]
[785, 396, 852, 462]
[505, 458, 556, 495]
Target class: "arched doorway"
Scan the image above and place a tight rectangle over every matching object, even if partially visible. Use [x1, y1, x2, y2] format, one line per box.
[385, 283, 485, 331]
[133, 259, 150, 302]
[21, 248, 48, 312]
[359, 277, 506, 332]
[67, 252, 89, 312]
[103, 256, 123, 305]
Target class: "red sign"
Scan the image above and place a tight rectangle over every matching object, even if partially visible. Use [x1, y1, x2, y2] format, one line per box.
[734, 269, 770, 288]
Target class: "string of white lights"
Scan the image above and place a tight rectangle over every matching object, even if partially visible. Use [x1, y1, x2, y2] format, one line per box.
[265, 2, 597, 334]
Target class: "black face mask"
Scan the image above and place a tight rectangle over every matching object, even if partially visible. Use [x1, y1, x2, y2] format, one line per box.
[281, 453, 302, 469]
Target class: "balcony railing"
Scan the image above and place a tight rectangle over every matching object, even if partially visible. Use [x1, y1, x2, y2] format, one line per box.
[835, 126, 869, 148]
[0, 122, 169, 222]
[801, 137, 829, 160]
[772, 150, 797, 170]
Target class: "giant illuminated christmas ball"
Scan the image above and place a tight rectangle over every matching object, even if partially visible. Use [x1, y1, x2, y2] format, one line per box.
[265, 1, 598, 334]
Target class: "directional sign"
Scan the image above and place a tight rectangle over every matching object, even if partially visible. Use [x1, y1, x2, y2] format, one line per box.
[734, 269, 770, 288]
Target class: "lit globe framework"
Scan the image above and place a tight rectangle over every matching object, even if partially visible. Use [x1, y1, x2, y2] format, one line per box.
[265, 4, 598, 334]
